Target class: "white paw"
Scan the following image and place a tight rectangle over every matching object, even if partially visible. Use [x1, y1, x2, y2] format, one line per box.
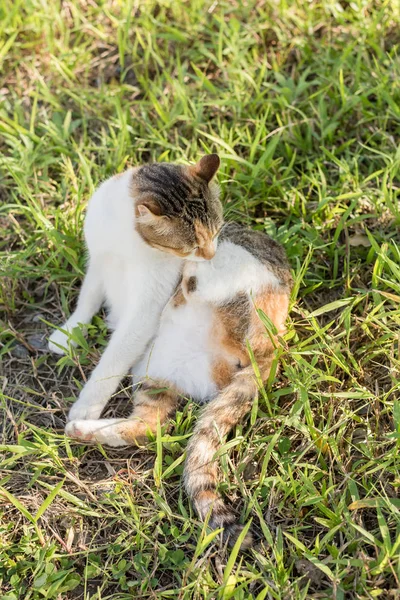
[65, 419, 127, 447]
[68, 397, 105, 421]
[48, 327, 75, 355]
[65, 420, 95, 441]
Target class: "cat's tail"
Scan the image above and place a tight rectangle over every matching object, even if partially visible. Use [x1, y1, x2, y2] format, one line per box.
[184, 353, 273, 549]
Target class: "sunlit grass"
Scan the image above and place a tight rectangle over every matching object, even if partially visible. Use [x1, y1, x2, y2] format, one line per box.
[1, 0, 400, 598]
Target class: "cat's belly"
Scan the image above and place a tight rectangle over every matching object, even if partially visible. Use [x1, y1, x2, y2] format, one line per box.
[133, 301, 218, 403]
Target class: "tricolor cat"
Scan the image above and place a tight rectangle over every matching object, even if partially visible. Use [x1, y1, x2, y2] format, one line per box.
[49, 155, 291, 546]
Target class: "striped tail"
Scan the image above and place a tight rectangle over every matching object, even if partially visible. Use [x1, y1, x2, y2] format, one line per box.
[184, 355, 273, 548]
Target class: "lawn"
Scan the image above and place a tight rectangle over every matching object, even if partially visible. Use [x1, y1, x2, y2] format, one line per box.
[1, 0, 400, 598]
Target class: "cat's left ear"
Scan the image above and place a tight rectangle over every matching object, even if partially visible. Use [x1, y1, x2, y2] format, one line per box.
[136, 198, 163, 223]
[191, 154, 220, 183]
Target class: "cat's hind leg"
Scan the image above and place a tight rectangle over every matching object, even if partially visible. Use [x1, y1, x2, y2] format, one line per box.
[184, 285, 290, 549]
[49, 261, 104, 355]
[65, 381, 179, 446]
[183, 364, 262, 549]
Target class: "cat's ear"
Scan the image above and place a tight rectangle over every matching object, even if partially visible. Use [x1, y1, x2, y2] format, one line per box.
[136, 199, 163, 223]
[191, 154, 220, 183]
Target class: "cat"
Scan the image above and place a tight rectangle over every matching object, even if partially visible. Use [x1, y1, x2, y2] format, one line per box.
[64, 222, 292, 546]
[49, 154, 223, 423]
[49, 157, 292, 547]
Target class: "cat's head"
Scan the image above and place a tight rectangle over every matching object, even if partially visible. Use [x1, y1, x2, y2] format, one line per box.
[133, 154, 223, 260]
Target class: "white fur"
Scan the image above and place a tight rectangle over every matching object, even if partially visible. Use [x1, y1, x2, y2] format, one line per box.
[183, 240, 279, 304]
[65, 419, 127, 446]
[49, 169, 183, 420]
[134, 300, 218, 401]
[133, 238, 277, 403]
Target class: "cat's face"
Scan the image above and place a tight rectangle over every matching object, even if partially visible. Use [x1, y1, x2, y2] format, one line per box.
[133, 155, 223, 260]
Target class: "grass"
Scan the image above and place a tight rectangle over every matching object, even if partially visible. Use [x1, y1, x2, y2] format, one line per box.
[1, 0, 400, 597]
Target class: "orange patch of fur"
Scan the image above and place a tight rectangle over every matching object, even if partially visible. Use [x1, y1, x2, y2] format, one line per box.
[246, 288, 290, 379]
[197, 489, 219, 501]
[171, 286, 186, 308]
[195, 489, 219, 511]
[211, 357, 235, 390]
[210, 301, 251, 385]
[194, 220, 215, 260]
[250, 291, 289, 344]
[210, 287, 290, 388]
[118, 385, 179, 445]
[254, 290, 289, 331]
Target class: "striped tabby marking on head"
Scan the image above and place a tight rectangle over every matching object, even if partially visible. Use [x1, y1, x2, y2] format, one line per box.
[131, 157, 223, 260]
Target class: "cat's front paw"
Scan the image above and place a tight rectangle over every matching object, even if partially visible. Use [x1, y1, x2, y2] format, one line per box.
[65, 420, 95, 441]
[48, 327, 74, 355]
[68, 396, 105, 421]
[66, 419, 128, 447]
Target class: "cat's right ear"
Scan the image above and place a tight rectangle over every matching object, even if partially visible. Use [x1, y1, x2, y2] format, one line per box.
[191, 154, 220, 183]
